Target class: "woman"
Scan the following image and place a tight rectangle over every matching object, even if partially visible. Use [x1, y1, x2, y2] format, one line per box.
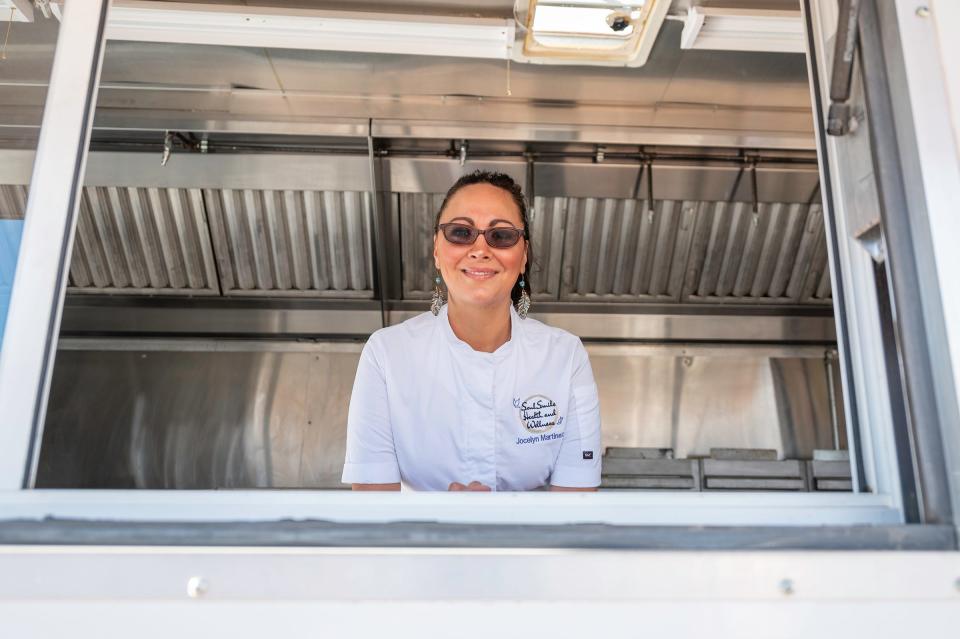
[342, 170, 600, 491]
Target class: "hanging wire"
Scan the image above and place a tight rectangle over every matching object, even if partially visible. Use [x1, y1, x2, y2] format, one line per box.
[806, 179, 822, 206]
[726, 166, 745, 203]
[645, 158, 654, 217]
[1, 9, 15, 61]
[512, 0, 531, 34]
[525, 152, 536, 215]
[631, 152, 646, 200]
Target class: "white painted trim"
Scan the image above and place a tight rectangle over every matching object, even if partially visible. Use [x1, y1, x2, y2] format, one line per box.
[0, 0, 110, 489]
[803, 1, 903, 506]
[1, 548, 958, 627]
[895, 0, 960, 522]
[680, 7, 804, 53]
[0, 490, 900, 526]
[106, 1, 515, 60]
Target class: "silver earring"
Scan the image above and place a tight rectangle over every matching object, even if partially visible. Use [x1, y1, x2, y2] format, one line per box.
[431, 274, 445, 316]
[516, 277, 531, 319]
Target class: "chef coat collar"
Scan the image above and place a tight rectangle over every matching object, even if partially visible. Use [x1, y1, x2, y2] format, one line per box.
[439, 302, 519, 359]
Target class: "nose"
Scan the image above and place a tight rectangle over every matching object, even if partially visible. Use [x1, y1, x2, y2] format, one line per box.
[467, 232, 492, 258]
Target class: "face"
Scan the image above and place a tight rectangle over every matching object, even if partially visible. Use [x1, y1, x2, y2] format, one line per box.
[434, 183, 528, 310]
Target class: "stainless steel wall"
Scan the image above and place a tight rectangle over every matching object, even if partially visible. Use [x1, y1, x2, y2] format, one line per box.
[36, 339, 844, 489]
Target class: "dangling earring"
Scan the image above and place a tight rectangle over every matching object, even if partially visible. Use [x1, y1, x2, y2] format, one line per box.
[516, 276, 531, 319]
[431, 273, 446, 316]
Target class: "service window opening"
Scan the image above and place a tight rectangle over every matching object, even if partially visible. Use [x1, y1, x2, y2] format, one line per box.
[3, 0, 901, 524]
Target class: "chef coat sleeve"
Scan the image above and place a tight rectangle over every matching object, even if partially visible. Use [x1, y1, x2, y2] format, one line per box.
[550, 340, 602, 488]
[341, 334, 402, 484]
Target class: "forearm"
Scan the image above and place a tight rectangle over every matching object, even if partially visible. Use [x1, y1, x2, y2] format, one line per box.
[352, 483, 401, 491]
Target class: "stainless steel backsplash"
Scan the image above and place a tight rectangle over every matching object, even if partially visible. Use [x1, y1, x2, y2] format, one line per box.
[36, 340, 843, 489]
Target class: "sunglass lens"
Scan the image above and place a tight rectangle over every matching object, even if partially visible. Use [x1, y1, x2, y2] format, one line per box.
[487, 228, 520, 248]
[444, 224, 477, 244]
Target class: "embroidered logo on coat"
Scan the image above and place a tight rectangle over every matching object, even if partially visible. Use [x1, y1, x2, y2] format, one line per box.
[513, 394, 562, 434]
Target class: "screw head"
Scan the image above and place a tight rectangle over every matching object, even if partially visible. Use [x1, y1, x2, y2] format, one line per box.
[186, 576, 209, 599]
[779, 578, 795, 596]
[916, 6, 930, 17]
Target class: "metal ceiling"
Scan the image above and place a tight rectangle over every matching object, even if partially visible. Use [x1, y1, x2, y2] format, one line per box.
[0, 2, 812, 148]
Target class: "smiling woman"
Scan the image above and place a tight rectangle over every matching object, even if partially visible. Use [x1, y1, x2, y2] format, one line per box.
[343, 170, 601, 492]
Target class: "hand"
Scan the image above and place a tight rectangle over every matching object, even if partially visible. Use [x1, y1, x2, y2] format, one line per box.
[448, 481, 492, 491]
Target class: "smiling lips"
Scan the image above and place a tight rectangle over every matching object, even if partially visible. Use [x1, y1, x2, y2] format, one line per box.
[461, 267, 498, 281]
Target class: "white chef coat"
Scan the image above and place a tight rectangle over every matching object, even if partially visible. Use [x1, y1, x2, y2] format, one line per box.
[341, 304, 601, 491]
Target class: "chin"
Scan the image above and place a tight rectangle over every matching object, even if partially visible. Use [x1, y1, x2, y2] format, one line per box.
[450, 289, 510, 309]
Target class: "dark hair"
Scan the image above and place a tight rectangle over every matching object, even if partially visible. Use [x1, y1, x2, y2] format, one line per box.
[434, 170, 533, 305]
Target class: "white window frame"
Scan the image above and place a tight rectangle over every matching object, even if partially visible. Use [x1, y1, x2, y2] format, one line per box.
[2, 0, 956, 532]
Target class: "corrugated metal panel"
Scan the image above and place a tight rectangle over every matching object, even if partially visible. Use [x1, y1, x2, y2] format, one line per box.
[529, 195, 567, 299]
[400, 192, 830, 307]
[683, 202, 830, 305]
[205, 189, 374, 298]
[399, 192, 565, 300]
[69, 187, 219, 296]
[399, 192, 444, 299]
[0, 184, 28, 220]
[560, 198, 698, 302]
[8, 179, 830, 307]
[557, 198, 830, 306]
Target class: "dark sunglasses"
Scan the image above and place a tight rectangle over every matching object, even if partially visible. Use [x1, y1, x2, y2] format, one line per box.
[437, 223, 526, 249]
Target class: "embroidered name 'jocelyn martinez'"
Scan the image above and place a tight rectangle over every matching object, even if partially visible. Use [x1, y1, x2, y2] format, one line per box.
[516, 431, 565, 445]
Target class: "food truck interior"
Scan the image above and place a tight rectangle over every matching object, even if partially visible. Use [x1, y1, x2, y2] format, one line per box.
[1, 0, 873, 496]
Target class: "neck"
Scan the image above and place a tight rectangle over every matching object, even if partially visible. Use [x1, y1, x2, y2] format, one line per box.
[446, 298, 512, 353]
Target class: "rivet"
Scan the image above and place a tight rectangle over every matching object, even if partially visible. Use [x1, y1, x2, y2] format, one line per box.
[916, 6, 930, 17]
[187, 576, 209, 599]
[779, 578, 794, 596]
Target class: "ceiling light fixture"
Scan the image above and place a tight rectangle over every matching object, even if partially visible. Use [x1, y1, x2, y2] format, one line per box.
[679, 6, 804, 54]
[105, 1, 516, 61]
[514, 0, 671, 67]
